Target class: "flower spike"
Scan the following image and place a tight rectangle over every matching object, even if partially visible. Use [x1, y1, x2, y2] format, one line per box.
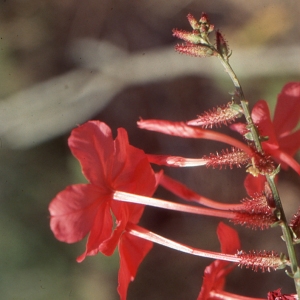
[173, 13, 217, 58]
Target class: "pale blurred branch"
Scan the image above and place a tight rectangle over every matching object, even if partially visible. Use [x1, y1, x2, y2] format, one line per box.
[1, 39, 299, 149]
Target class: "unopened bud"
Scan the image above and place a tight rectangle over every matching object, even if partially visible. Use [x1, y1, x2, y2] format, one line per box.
[264, 182, 276, 208]
[175, 43, 216, 57]
[216, 30, 230, 60]
[172, 29, 203, 44]
[208, 24, 214, 33]
[187, 14, 200, 30]
[199, 12, 209, 24]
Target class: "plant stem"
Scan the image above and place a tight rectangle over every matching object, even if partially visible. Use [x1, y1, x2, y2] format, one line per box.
[217, 54, 300, 296]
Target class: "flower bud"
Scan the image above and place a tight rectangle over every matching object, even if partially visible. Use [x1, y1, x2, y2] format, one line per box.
[175, 43, 216, 58]
[172, 29, 203, 44]
[199, 12, 209, 24]
[187, 14, 200, 30]
[216, 30, 230, 60]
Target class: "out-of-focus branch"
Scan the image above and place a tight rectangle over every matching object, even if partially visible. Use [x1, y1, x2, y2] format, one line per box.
[1, 39, 299, 149]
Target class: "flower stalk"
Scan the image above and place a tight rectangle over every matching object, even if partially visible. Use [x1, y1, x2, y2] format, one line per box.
[215, 23, 300, 297]
[174, 12, 300, 297]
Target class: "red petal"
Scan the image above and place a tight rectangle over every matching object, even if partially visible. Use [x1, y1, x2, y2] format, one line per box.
[251, 100, 278, 149]
[111, 199, 145, 228]
[76, 199, 113, 262]
[113, 128, 156, 197]
[99, 201, 131, 256]
[270, 148, 300, 174]
[99, 201, 146, 256]
[244, 174, 266, 196]
[273, 82, 300, 137]
[197, 223, 240, 299]
[278, 129, 300, 157]
[117, 232, 153, 300]
[230, 122, 247, 135]
[68, 121, 114, 187]
[217, 222, 240, 254]
[98, 221, 125, 256]
[49, 184, 102, 243]
[197, 260, 227, 300]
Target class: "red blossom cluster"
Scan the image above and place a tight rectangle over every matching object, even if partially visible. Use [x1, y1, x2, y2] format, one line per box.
[49, 12, 300, 300]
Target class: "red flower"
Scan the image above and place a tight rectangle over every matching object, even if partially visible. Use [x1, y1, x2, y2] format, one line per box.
[197, 222, 241, 300]
[49, 121, 156, 299]
[232, 82, 300, 174]
[268, 289, 297, 300]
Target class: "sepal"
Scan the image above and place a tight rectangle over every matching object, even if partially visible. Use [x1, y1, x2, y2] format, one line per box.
[216, 30, 231, 61]
[203, 147, 250, 169]
[237, 250, 287, 272]
[175, 43, 216, 57]
[187, 102, 243, 128]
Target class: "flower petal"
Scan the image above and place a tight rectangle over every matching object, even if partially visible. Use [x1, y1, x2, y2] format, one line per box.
[251, 100, 279, 149]
[112, 128, 156, 197]
[76, 199, 113, 262]
[197, 223, 240, 299]
[273, 82, 300, 137]
[217, 222, 240, 254]
[270, 148, 300, 174]
[49, 184, 102, 243]
[278, 129, 300, 157]
[68, 121, 114, 187]
[117, 232, 153, 300]
[229, 122, 247, 135]
[244, 174, 266, 196]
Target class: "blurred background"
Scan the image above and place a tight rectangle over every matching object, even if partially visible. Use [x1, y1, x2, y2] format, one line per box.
[0, 0, 300, 299]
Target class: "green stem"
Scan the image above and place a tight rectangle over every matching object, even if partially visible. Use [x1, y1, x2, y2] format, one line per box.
[216, 53, 300, 297]
[217, 54, 263, 153]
